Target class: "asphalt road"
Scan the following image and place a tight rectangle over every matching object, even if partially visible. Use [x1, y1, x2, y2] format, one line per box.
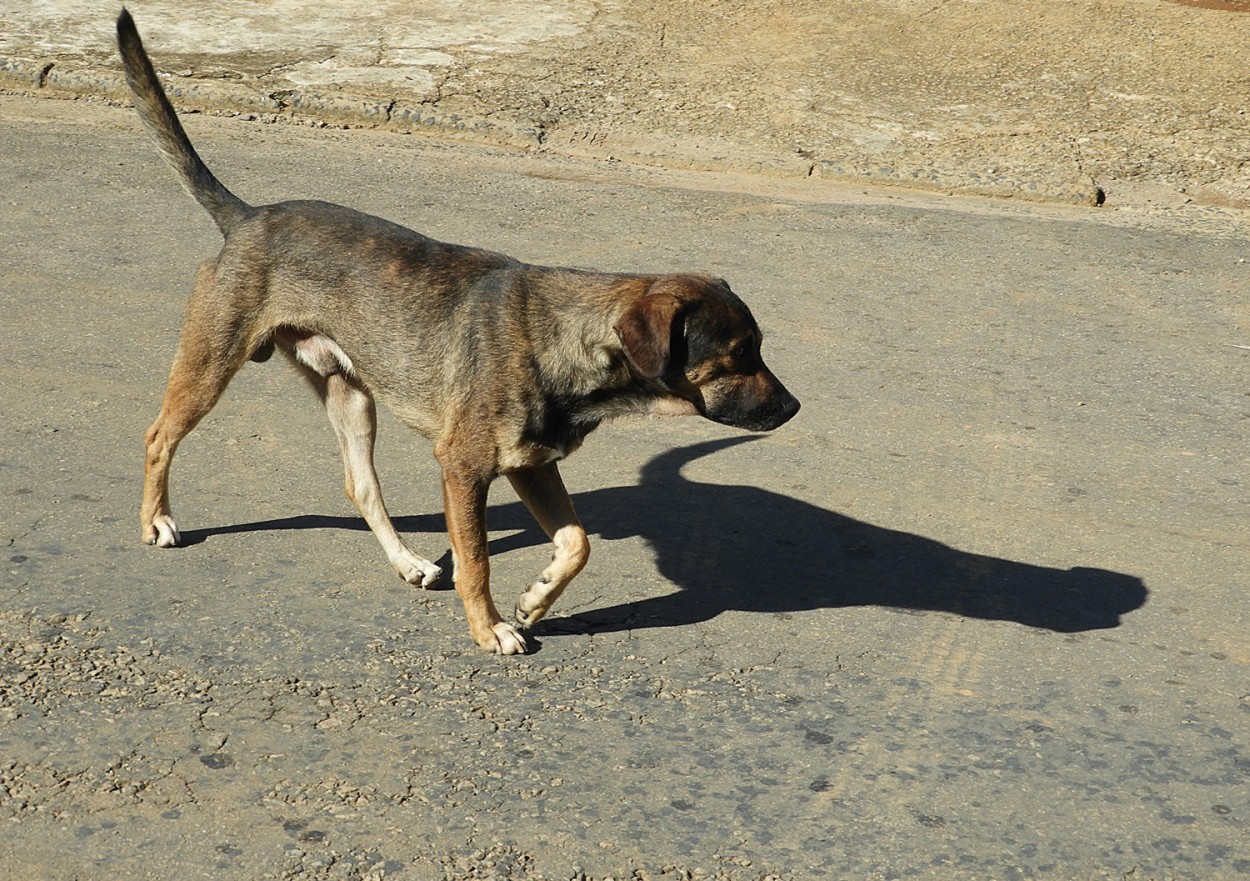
[1, 95, 1247, 881]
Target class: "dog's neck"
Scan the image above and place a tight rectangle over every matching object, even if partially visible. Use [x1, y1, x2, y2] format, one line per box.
[524, 272, 697, 443]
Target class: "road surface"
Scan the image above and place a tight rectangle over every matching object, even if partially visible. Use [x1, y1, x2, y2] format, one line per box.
[1, 94, 1247, 880]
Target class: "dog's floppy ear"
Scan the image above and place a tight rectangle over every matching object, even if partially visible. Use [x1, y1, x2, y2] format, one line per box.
[613, 290, 685, 379]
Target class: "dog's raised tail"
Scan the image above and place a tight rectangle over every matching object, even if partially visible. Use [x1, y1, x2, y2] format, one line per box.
[116, 8, 251, 235]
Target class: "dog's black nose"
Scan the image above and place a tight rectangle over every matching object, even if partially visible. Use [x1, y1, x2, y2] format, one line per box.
[753, 388, 800, 431]
[764, 393, 799, 429]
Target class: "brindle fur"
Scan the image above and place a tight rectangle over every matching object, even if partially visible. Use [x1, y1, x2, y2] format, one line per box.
[117, 9, 799, 654]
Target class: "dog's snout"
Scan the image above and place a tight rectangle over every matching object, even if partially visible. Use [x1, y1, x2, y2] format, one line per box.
[779, 392, 800, 423]
[701, 369, 800, 432]
[757, 385, 799, 431]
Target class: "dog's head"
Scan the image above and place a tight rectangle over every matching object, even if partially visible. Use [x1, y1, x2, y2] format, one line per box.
[613, 276, 800, 431]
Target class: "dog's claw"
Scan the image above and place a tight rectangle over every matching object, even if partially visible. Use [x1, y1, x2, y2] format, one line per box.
[145, 515, 181, 548]
[514, 599, 545, 630]
[491, 622, 528, 655]
[394, 555, 441, 588]
[515, 574, 562, 629]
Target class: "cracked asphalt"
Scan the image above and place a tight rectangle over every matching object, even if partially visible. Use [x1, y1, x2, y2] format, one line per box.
[1, 87, 1249, 881]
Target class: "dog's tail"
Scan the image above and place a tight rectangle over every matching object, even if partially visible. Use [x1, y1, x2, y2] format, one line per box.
[116, 8, 252, 236]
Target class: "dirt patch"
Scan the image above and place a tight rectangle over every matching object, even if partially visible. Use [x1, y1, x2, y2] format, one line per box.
[6, 0, 1250, 207]
[1161, 0, 1250, 10]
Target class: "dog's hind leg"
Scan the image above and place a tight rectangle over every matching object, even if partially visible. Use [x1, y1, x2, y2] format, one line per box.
[327, 373, 444, 587]
[141, 264, 254, 547]
[506, 462, 590, 628]
[291, 339, 442, 588]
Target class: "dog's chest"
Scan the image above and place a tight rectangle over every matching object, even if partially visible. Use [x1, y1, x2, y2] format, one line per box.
[498, 441, 571, 472]
[500, 404, 597, 473]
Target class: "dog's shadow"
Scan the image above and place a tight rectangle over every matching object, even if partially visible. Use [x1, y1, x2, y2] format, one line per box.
[184, 436, 1147, 635]
[546, 437, 1148, 635]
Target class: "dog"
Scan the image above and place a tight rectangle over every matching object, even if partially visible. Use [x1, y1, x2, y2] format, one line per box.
[116, 9, 799, 654]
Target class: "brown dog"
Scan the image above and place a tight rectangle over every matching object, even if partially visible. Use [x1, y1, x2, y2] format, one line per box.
[117, 9, 799, 654]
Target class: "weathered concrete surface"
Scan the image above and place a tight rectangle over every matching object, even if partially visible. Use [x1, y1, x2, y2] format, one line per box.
[1, 93, 1248, 880]
[2, 0, 1249, 208]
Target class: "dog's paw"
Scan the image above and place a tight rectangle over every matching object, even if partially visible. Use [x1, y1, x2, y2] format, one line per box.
[488, 622, 528, 656]
[394, 554, 442, 589]
[514, 590, 550, 630]
[143, 515, 181, 548]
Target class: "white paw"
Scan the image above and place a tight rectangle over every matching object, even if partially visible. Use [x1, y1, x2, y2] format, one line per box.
[394, 555, 441, 588]
[491, 622, 528, 655]
[146, 515, 181, 548]
[514, 588, 549, 629]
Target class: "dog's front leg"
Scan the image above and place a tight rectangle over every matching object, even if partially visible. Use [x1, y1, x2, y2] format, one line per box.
[438, 458, 527, 655]
[506, 462, 590, 628]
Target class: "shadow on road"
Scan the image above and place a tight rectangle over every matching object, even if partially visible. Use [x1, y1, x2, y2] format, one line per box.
[182, 436, 1147, 634]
